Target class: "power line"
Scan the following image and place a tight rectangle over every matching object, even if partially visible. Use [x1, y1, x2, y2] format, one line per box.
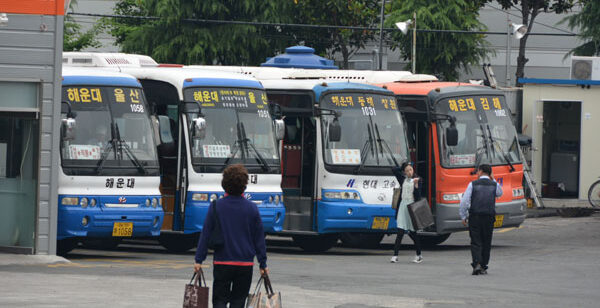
[68, 12, 576, 37]
[484, 3, 576, 35]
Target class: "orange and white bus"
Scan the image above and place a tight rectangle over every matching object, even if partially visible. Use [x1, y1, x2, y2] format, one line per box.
[377, 81, 526, 244]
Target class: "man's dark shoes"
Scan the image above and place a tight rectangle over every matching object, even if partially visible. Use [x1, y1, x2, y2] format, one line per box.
[480, 265, 488, 275]
[472, 264, 483, 275]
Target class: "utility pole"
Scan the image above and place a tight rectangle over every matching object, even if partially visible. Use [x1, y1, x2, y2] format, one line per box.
[378, 0, 386, 70]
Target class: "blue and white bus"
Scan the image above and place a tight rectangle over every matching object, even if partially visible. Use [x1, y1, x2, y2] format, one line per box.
[63, 53, 287, 252]
[189, 63, 411, 251]
[58, 67, 163, 254]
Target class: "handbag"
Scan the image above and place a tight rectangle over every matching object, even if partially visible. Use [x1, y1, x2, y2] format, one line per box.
[391, 187, 401, 210]
[183, 270, 209, 308]
[407, 198, 434, 231]
[207, 200, 224, 250]
[246, 274, 282, 308]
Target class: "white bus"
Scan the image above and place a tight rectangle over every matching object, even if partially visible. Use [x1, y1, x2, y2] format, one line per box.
[58, 67, 163, 254]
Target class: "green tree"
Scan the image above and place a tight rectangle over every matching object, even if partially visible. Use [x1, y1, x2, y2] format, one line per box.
[286, 0, 380, 69]
[63, 0, 104, 51]
[385, 0, 490, 81]
[562, 0, 600, 56]
[493, 0, 575, 86]
[106, 0, 292, 65]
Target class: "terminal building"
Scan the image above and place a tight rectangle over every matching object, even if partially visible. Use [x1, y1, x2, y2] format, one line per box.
[0, 1, 65, 254]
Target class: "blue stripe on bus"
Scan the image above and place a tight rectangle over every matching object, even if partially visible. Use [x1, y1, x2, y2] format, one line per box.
[183, 78, 263, 89]
[62, 75, 141, 87]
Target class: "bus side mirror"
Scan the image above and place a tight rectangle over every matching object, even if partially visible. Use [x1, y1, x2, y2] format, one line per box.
[274, 119, 285, 140]
[328, 118, 342, 142]
[446, 126, 458, 146]
[269, 103, 282, 118]
[157, 115, 175, 144]
[192, 117, 206, 140]
[61, 118, 76, 141]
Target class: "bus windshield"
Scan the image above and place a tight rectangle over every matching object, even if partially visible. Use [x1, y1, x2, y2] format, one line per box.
[436, 95, 520, 168]
[320, 92, 408, 169]
[60, 86, 159, 176]
[183, 87, 280, 172]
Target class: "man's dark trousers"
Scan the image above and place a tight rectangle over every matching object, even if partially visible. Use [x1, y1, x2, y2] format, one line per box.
[212, 264, 253, 308]
[468, 213, 495, 269]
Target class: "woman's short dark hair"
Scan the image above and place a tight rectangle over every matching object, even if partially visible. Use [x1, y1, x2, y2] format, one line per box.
[221, 164, 248, 196]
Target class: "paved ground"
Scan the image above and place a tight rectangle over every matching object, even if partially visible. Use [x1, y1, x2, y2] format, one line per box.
[1, 214, 599, 308]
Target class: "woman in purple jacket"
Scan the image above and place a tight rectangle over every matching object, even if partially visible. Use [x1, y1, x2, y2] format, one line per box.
[194, 164, 268, 308]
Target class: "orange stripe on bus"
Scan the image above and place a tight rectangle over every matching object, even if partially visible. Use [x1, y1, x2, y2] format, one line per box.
[0, 0, 65, 16]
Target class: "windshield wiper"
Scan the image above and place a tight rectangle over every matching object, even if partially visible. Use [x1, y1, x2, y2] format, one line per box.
[115, 124, 147, 175]
[471, 124, 491, 175]
[96, 123, 117, 174]
[374, 123, 400, 168]
[486, 124, 515, 172]
[355, 123, 375, 174]
[239, 122, 270, 172]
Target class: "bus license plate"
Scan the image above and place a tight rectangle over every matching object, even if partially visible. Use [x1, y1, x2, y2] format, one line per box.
[371, 217, 390, 230]
[494, 215, 504, 228]
[112, 222, 133, 237]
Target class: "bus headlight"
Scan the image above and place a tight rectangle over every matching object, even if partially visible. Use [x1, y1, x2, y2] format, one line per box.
[61, 197, 79, 206]
[151, 198, 158, 208]
[274, 195, 280, 205]
[80, 197, 88, 208]
[512, 187, 524, 198]
[145, 198, 151, 207]
[210, 194, 218, 202]
[192, 193, 208, 201]
[82, 216, 89, 226]
[90, 198, 97, 207]
[442, 193, 461, 202]
[159, 197, 163, 206]
[268, 195, 274, 203]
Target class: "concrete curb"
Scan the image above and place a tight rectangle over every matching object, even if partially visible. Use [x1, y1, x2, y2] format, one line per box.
[0, 254, 70, 266]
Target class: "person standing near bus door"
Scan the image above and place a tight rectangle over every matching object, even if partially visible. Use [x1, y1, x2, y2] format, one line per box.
[193, 164, 269, 308]
[390, 162, 423, 264]
[459, 164, 503, 275]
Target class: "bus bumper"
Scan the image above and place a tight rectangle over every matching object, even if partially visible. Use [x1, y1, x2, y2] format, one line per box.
[57, 197, 164, 240]
[183, 198, 285, 234]
[435, 199, 527, 234]
[316, 201, 397, 234]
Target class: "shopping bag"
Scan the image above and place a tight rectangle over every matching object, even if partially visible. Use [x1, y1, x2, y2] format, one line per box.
[391, 187, 401, 209]
[246, 275, 282, 308]
[407, 198, 434, 231]
[183, 270, 209, 308]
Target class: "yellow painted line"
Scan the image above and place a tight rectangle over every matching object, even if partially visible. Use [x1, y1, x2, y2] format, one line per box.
[496, 226, 524, 233]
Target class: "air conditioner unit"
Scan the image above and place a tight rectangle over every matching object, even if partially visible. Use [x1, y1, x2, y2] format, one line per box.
[570, 56, 600, 80]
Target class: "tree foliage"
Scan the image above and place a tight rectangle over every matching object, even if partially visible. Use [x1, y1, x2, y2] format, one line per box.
[284, 0, 380, 69]
[562, 0, 600, 56]
[492, 0, 575, 85]
[106, 0, 292, 65]
[385, 0, 490, 81]
[64, 0, 104, 51]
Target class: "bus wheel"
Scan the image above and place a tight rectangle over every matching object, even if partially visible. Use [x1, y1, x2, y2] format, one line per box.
[340, 233, 385, 248]
[82, 238, 122, 250]
[419, 233, 451, 246]
[57, 239, 78, 256]
[159, 233, 199, 253]
[292, 234, 338, 253]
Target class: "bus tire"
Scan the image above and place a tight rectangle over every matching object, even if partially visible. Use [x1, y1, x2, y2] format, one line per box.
[340, 233, 385, 248]
[292, 234, 338, 253]
[57, 239, 78, 256]
[159, 233, 199, 253]
[419, 233, 451, 246]
[82, 238, 122, 250]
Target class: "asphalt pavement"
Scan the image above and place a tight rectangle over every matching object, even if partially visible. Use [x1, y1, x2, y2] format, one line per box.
[1, 213, 599, 308]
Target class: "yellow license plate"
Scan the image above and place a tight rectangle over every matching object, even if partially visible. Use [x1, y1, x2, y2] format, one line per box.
[112, 222, 133, 237]
[371, 217, 390, 230]
[494, 215, 504, 228]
